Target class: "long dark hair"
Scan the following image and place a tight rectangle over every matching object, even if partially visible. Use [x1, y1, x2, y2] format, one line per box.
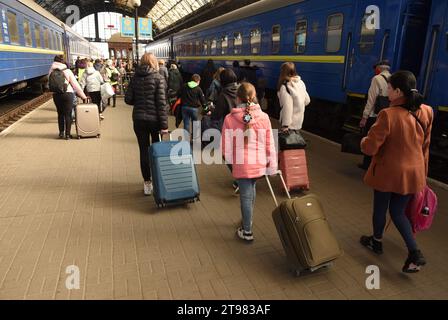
[277, 62, 298, 91]
[389, 70, 424, 112]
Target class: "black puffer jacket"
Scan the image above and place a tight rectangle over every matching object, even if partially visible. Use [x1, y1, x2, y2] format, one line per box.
[125, 66, 168, 130]
[211, 83, 238, 122]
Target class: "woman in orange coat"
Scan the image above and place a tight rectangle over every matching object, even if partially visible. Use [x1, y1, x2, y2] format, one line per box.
[360, 70, 433, 273]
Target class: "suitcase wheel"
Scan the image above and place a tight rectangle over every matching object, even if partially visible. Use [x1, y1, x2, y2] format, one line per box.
[294, 270, 301, 277]
[78, 136, 81, 140]
[97, 134, 101, 138]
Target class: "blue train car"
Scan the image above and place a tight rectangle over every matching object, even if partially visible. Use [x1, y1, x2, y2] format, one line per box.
[0, 0, 102, 96]
[147, 0, 448, 156]
[0, 0, 64, 93]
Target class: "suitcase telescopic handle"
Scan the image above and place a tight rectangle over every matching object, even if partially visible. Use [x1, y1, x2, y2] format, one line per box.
[159, 131, 172, 141]
[265, 171, 291, 207]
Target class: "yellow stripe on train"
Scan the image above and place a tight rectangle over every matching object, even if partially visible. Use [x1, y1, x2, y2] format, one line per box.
[0, 44, 64, 55]
[177, 55, 346, 64]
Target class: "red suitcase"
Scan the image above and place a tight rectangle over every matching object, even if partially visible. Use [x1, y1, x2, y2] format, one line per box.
[279, 150, 310, 191]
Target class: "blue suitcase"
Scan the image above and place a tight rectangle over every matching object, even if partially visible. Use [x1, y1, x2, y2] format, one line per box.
[149, 138, 200, 207]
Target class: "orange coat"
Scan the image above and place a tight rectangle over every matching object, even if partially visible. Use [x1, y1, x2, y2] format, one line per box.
[361, 97, 433, 195]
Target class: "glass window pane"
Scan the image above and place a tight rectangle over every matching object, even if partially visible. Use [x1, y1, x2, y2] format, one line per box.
[43, 28, 49, 49]
[272, 25, 281, 54]
[234, 32, 242, 54]
[250, 29, 261, 54]
[7, 11, 20, 44]
[24, 19, 32, 47]
[221, 35, 228, 55]
[359, 13, 376, 54]
[0, 22, 3, 43]
[326, 14, 343, 53]
[35, 24, 42, 48]
[295, 20, 307, 53]
[210, 38, 217, 55]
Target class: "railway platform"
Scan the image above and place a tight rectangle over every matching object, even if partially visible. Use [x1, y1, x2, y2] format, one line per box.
[0, 97, 447, 300]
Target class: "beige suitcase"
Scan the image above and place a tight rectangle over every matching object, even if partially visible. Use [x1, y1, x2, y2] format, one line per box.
[76, 103, 100, 139]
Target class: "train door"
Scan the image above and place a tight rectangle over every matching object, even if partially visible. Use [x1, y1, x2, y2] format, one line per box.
[395, 0, 432, 78]
[345, 0, 388, 96]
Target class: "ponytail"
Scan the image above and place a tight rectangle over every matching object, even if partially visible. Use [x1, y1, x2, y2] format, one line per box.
[406, 89, 424, 113]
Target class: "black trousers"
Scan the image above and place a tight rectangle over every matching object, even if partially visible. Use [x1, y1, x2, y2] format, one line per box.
[89, 91, 102, 114]
[108, 85, 117, 107]
[362, 117, 378, 168]
[133, 120, 160, 182]
[53, 93, 74, 136]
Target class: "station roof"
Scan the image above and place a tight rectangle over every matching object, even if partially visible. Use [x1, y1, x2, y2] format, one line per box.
[34, 0, 260, 38]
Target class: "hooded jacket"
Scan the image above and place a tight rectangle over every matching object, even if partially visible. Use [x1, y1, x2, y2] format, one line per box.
[124, 65, 168, 130]
[80, 67, 104, 93]
[168, 68, 183, 95]
[221, 104, 278, 179]
[49, 62, 87, 99]
[278, 76, 310, 130]
[211, 82, 238, 122]
[180, 81, 206, 108]
[361, 97, 433, 195]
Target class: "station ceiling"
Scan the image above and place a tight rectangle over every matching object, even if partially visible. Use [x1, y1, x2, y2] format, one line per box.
[34, 0, 260, 39]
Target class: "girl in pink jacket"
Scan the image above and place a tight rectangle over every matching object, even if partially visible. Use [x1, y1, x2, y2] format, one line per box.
[221, 83, 277, 241]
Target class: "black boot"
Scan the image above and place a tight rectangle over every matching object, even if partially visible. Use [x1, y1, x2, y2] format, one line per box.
[360, 236, 383, 254]
[403, 250, 426, 273]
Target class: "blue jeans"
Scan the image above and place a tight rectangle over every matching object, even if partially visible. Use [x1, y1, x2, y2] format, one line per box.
[373, 190, 417, 252]
[182, 106, 199, 141]
[238, 178, 257, 233]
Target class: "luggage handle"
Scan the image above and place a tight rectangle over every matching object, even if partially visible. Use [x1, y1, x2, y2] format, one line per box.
[265, 170, 291, 207]
[83, 97, 92, 104]
[158, 131, 172, 141]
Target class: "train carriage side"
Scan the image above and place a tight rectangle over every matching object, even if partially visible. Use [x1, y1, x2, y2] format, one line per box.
[173, 0, 357, 104]
[420, 0, 448, 158]
[0, 0, 64, 93]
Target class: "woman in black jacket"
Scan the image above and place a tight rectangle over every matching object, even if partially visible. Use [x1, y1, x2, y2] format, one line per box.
[125, 53, 169, 196]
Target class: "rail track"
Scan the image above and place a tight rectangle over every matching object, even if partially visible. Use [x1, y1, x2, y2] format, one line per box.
[0, 93, 53, 133]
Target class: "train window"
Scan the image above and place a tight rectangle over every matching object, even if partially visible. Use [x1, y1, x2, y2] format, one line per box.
[23, 19, 33, 47]
[0, 23, 3, 43]
[211, 38, 217, 55]
[221, 35, 228, 55]
[234, 32, 242, 55]
[250, 29, 261, 54]
[188, 42, 193, 56]
[326, 13, 344, 53]
[272, 25, 281, 54]
[43, 28, 49, 49]
[203, 40, 208, 55]
[58, 34, 63, 51]
[194, 40, 200, 56]
[359, 13, 376, 53]
[34, 24, 42, 48]
[7, 11, 20, 44]
[295, 20, 307, 53]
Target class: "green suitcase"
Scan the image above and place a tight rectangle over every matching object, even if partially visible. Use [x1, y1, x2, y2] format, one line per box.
[266, 176, 343, 276]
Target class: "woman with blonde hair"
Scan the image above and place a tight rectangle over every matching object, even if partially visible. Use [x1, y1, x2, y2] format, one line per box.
[125, 53, 168, 196]
[277, 62, 310, 132]
[221, 82, 277, 242]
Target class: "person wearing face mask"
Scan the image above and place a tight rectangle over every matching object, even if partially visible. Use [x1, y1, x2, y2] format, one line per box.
[358, 60, 392, 170]
[360, 70, 433, 274]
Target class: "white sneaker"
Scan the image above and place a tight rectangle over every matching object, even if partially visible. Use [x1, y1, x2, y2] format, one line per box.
[143, 181, 153, 196]
[100, 114, 105, 120]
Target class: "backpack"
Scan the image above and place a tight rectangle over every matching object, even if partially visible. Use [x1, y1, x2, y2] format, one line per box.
[404, 109, 438, 233]
[110, 71, 119, 82]
[374, 74, 390, 114]
[49, 68, 68, 94]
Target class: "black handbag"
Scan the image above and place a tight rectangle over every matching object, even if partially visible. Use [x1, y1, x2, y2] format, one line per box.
[341, 132, 363, 155]
[278, 130, 307, 150]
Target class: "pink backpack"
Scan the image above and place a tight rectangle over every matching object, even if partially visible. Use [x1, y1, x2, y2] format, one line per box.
[405, 186, 438, 233]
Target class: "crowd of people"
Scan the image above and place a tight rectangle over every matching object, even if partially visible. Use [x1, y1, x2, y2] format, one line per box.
[49, 52, 433, 274]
